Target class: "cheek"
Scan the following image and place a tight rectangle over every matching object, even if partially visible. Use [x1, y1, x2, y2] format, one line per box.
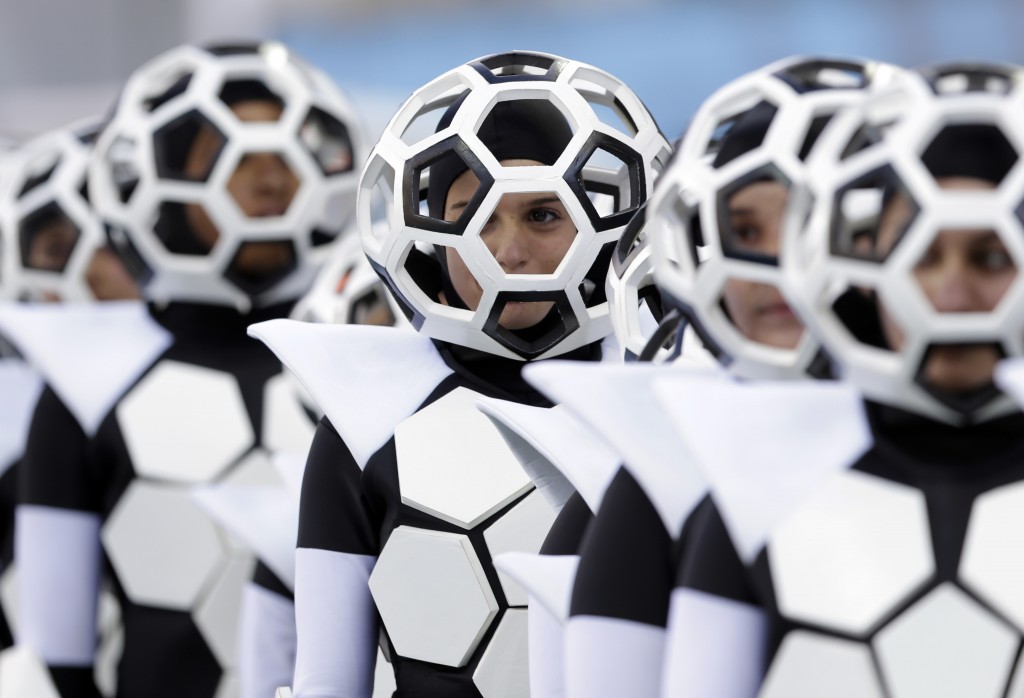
[445, 248, 482, 308]
[721, 278, 756, 333]
[980, 272, 1017, 311]
[536, 226, 578, 272]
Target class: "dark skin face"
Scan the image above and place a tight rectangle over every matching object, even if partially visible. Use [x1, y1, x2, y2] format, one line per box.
[27, 217, 139, 301]
[876, 177, 1016, 393]
[182, 100, 299, 275]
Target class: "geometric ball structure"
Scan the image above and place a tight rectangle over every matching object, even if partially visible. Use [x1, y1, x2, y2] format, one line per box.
[782, 62, 1024, 423]
[359, 50, 671, 360]
[650, 56, 905, 380]
[88, 42, 368, 311]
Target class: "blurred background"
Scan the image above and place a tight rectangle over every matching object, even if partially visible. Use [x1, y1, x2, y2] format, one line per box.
[0, 0, 1021, 142]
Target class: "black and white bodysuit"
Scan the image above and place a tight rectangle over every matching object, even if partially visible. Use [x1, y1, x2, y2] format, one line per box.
[655, 369, 1024, 697]
[251, 320, 609, 698]
[3, 301, 297, 698]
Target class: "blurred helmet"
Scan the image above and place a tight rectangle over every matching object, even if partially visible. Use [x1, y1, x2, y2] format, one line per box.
[651, 57, 904, 380]
[88, 41, 368, 311]
[359, 50, 671, 360]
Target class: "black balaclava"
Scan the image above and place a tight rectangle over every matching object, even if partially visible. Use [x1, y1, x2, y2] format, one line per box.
[426, 97, 574, 310]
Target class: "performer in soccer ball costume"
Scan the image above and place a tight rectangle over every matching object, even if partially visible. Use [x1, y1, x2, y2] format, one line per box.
[489, 57, 904, 697]
[0, 120, 137, 670]
[1, 42, 364, 698]
[663, 62, 1024, 697]
[250, 50, 669, 698]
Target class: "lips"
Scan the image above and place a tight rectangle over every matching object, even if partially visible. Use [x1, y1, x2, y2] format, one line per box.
[757, 302, 796, 319]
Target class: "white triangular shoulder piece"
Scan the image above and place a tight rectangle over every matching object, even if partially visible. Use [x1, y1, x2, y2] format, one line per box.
[524, 361, 719, 535]
[995, 358, 1024, 409]
[274, 689, 294, 698]
[493, 551, 579, 622]
[272, 450, 306, 500]
[652, 377, 872, 564]
[0, 646, 61, 698]
[191, 483, 298, 590]
[248, 320, 453, 469]
[0, 359, 43, 476]
[0, 302, 172, 436]
[478, 398, 619, 512]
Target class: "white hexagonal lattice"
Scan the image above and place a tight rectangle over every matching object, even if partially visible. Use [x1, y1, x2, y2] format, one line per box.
[194, 553, 255, 669]
[395, 388, 533, 529]
[961, 480, 1024, 632]
[768, 469, 933, 635]
[483, 490, 557, 606]
[262, 373, 316, 456]
[118, 361, 254, 483]
[102, 480, 225, 609]
[760, 631, 883, 698]
[874, 583, 1018, 698]
[369, 526, 498, 667]
[473, 609, 529, 698]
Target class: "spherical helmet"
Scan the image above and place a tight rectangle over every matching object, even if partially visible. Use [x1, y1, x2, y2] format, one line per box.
[292, 230, 408, 328]
[358, 50, 671, 360]
[88, 41, 368, 311]
[650, 56, 905, 380]
[783, 62, 1024, 423]
[0, 120, 110, 302]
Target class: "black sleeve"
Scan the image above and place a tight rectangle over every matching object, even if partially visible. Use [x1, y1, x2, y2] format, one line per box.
[20, 387, 100, 512]
[296, 418, 379, 555]
[539, 489, 593, 556]
[678, 495, 758, 605]
[568, 467, 675, 627]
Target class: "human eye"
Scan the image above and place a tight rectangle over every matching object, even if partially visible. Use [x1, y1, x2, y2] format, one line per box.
[528, 207, 561, 225]
[973, 246, 1014, 271]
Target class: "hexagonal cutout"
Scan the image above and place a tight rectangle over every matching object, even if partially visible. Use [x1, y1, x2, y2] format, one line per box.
[16, 153, 60, 200]
[797, 112, 836, 161]
[218, 79, 284, 118]
[154, 201, 220, 255]
[479, 190, 580, 278]
[829, 285, 898, 353]
[19, 202, 81, 272]
[401, 242, 449, 311]
[405, 138, 493, 233]
[362, 155, 397, 246]
[224, 240, 298, 295]
[580, 240, 615, 309]
[397, 89, 470, 148]
[106, 224, 154, 286]
[913, 342, 1006, 414]
[227, 151, 300, 219]
[300, 107, 355, 176]
[349, 286, 397, 326]
[715, 165, 791, 264]
[705, 100, 777, 166]
[472, 52, 562, 82]
[911, 228, 1017, 314]
[368, 526, 499, 667]
[476, 98, 575, 167]
[572, 135, 645, 230]
[830, 167, 916, 263]
[105, 135, 141, 204]
[102, 481, 226, 609]
[153, 109, 226, 182]
[773, 59, 870, 92]
[716, 277, 805, 352]
[927, 65, 1018, 95]
[612, 201, 648, 275]
[483, 291, 580, 359]
[922, 124, 1018, 186]
[568, 71, 639, 137]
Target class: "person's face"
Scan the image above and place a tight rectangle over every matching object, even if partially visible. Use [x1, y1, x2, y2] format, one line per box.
[26, 217, 138, 301]
[442, 159, 578, 330]
[182, 100, 299, 273]
[876, 177, 1014, 393]
[719, 180, 804, 349]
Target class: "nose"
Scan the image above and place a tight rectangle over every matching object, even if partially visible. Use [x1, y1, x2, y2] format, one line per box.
[485, 216, 529, 273]
[247, 153, 291, 194]
[921, 258, 976, 313]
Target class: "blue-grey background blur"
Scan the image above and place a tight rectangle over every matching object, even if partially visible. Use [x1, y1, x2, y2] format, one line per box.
[0, 0, 1017, 140]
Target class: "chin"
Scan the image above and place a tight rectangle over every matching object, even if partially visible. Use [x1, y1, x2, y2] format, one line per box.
[498, 303, 552, 331]
[754, 326, 805, 352]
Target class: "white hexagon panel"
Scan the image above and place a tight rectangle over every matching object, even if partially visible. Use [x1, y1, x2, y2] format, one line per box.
[117, 361, 254, 483]
[760, 631, 883, 698]
[472, 609, 529, 698]
[194, 553, 256, 669]
[262, 373, 316, 457]
[221, 448, 281, 487]
[768, 469, 933, 635]
[368, 526, 498, 667]
[102, 480, 225, 609]
[873, 583, 1019, 698]
[483, 491, 557, 606]
[961, 480, 1024, 632]
[394, 388, 533, 529]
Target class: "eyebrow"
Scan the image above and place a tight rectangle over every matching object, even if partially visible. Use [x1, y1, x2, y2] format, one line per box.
[447, 196, 565, 214]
